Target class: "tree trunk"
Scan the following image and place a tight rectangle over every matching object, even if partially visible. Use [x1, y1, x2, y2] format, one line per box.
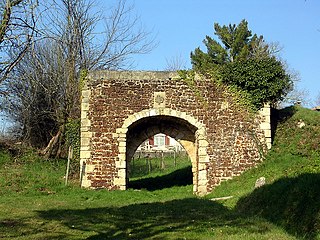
[40, 124, 65, 159]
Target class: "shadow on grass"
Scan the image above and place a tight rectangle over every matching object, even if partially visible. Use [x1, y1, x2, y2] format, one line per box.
[37, 198, 272, 239]
[128, 166, 192, 191]
[236, 173, 320, 239]
[271, 106, 297, 142]
[6, 173, 316, 239]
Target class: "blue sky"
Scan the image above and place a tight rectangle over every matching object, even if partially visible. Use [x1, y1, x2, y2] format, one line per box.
[1, 0, 319, 129]
[109, 0, 320, 105]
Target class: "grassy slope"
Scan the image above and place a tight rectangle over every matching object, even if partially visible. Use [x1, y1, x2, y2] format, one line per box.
[0, 106, 319, 239]
[207, 106, 320, 239]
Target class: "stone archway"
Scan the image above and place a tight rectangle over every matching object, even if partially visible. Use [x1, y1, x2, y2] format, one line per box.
[114, 108, 209, 195]
[79, 71, 271, 196]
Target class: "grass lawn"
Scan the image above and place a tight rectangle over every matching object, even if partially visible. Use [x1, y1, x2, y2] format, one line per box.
[0, 106, 320, 239]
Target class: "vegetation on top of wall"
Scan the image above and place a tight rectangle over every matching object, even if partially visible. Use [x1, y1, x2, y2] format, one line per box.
[189, 19, 293, 110]
[79, 69, 89, 91]
[178, 69, 256, 113]
[177, 70, 209, 108]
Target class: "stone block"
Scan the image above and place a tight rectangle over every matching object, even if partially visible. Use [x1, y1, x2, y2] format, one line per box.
[118, 146, 126, 154]
[85, 164, 95, 172]
[114, 177, 126, 186]
[198, 139, 209, 147]
[196, 128, 206, 139]
[80, 145, 90, 151]
[82, 90, 91, 98]
[198, 163, 207, 171]
[163, 108, 171, 116]
[115, 160, 126, 168]
[198, 170, 207, 180]
[153, 92, 166, 108]
[259, 106, 271, 116]
[118, 153, 126, 161]
[81, 126, 90, 132]
[81, 102, 90, 111]
[263, 115, 271, 123]
[260, 122, 271, 130]
[266, 142, 272, 150]
[198, 147, 207, 156]
[81, 111, 88, 119]
[81, 137, 90, 146]
[264, 129, 271, 138]
[116, 128, 127, 134]
[197, 185, 208, 196]
[81, 131, 92, 138]
[81, 118, 91, 127]
[198, 179, 208, 186]
[180, 111, 187, 119]
[198, 155, 209, 163]
[118, 168, 126, 179]
[80, 150, 91, 159]
[193, 184, 197, 193]
[81, 178, 91, 188]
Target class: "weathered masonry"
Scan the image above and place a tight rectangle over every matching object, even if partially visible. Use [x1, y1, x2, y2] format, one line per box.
[80, 71, 271, 195]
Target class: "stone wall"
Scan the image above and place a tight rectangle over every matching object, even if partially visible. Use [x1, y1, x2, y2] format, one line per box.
[80, 71, 271, 195]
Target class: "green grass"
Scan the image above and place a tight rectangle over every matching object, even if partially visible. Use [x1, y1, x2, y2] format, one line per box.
[129, 155, 192, 190]
[0, 106, 320, 239]
[129, 154, 191, 179]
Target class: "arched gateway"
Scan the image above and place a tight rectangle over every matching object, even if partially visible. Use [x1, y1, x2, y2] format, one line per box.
[80, 71, 271, 195]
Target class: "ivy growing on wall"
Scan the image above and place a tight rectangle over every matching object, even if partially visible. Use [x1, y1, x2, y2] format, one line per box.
[65, 118, 80, 173]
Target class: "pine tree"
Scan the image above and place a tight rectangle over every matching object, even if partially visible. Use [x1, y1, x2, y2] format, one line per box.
[189, 19, 293, 109]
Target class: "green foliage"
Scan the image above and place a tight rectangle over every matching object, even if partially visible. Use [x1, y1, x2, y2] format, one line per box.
[65, 119, 80, 159]
[178, 69, 256, 112]
[0, 149, 67, 196]
[79, 68, 88, 91]
[219, 58, 293, 108]
[0, 148, 10, 166]
[65, 119, 80, 175]
[191, 19, 261, 68]
[177, 70, 209, 107]
[190, 19, 293, 109]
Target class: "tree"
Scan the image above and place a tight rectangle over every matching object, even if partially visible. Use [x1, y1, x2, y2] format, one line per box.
[0, 0, 37, 91]
[5, 40, 67, 148]
[165, 53, 187, 71]
[3, 0, 155, 157]
[190, 19, 293, 109]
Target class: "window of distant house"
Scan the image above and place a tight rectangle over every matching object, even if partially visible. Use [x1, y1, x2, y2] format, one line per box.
[154, 134, 165, 146]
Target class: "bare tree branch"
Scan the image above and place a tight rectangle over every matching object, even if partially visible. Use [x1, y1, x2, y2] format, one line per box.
[0, 0, 38, 87]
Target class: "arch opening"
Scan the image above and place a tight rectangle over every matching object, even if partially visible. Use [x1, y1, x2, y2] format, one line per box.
[128, 134, 193, 191]
[125, 115, 199, 193]
[126, 115, 197, 161]
[115, 109, 209, 195]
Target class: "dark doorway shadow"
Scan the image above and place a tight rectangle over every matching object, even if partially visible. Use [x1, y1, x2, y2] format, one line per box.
[128, 166, 192, 191]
